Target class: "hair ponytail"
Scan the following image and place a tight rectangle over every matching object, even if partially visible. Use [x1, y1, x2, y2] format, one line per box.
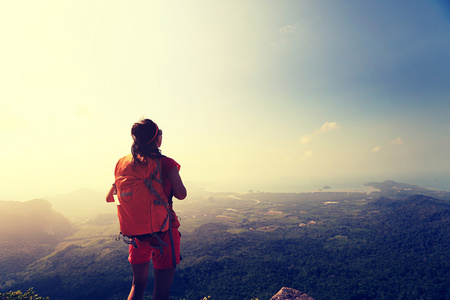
[131, 119, 162, 164]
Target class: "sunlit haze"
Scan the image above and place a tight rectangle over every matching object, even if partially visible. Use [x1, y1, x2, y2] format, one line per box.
[1, 1, 450, 201]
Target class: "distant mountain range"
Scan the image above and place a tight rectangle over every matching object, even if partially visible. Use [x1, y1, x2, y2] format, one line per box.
[0, 199, 75, 242]
[365, 180, 450, 200]
[44, 188, 116, 222]
[36, 180, 450, 223]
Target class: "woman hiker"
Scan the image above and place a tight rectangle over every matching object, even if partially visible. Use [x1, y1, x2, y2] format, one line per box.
[106, 118, 187, 300]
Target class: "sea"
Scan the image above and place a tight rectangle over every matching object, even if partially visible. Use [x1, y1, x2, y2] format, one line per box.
[233, 173, 450, 194]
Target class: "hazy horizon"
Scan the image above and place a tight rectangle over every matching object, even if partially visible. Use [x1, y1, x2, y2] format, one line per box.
[2, 1, 450, 201]
[5, 175, 450, 203]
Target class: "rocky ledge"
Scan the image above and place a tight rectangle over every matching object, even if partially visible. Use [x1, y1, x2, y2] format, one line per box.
[270, 287, 314, 300]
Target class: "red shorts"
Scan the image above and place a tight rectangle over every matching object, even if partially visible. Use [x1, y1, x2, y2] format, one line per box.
[128, 228, 181, 269]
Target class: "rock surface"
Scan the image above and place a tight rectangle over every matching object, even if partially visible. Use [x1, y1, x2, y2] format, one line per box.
[270, 287, 315, 300]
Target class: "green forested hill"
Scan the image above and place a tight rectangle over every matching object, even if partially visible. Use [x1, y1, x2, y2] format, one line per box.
[0, 187, 449, 300]
[0, 199, 76, 285]
[173, 194, 449, 300]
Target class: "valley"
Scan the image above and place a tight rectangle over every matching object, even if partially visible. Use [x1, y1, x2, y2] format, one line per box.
[0, 180, 449, 300]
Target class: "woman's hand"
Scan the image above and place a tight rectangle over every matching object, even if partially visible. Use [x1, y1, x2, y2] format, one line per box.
[106, 184, 116, 202]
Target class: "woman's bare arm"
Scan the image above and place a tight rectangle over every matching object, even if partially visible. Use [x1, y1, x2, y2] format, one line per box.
[106, 184, 116, 202]
[167, 167, 187, 200]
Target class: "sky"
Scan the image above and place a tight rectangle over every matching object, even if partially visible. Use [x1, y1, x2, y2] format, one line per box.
[1, 0, 450, 201]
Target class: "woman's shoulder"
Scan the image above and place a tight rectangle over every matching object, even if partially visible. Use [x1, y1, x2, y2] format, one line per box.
[161, 155, 180, 171]
[161, 155, 177, 164]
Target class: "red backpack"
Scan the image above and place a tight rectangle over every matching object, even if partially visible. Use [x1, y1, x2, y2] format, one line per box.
[114, 154, 171, 236]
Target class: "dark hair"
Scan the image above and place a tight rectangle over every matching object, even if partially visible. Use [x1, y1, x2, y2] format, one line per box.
[131, 118, 162, 164]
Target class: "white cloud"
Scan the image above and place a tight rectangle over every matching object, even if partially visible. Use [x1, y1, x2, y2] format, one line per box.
[371, 137, 402, 153]
[277, 24, 306, 45]
[300, 135, 313, 144]
[371, 146, 381, 153]
[279, 24, 305, 36]
[300, 122, 339, 144]
[319, 122, 339, 133]
[390, 137, 404, 145]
